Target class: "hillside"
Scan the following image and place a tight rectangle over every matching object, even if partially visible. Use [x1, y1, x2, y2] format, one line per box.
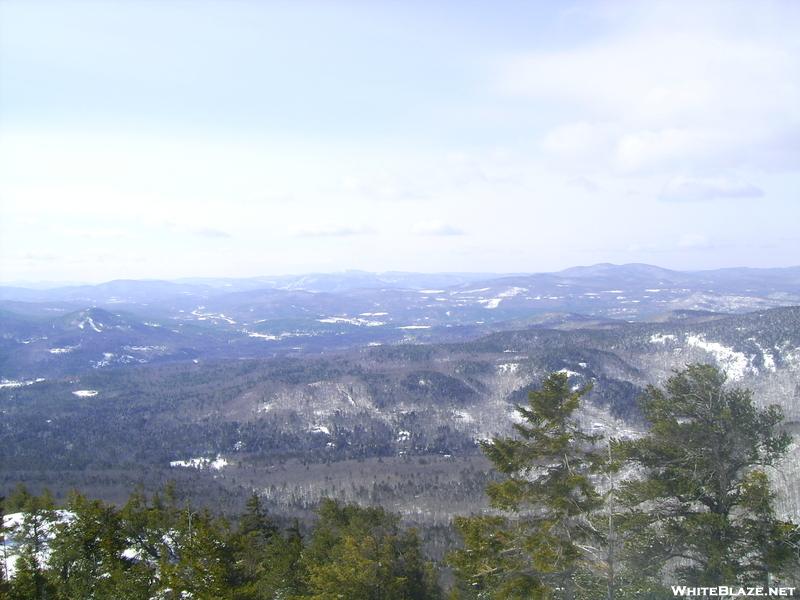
[2, 304, 800, 524]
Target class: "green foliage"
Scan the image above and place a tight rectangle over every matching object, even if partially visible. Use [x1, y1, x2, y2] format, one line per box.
[450, 372, 607, 600]
[2, 485, 443, 599]
[305, 498, 441, 600]
[618, 364, 797, 588]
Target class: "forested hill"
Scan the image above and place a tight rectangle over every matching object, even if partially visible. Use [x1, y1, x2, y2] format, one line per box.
[2, 305, 800, 524]
[2, 366, 798, 599]
[2, 263, 799, 379]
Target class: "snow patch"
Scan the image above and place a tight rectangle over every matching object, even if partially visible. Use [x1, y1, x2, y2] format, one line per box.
[246, 331, 280, 340]
[498, 286, 527, 298]
[49, 345, 79, 354]
[557, 368, 581, 378]
[123, 345, 167, 352]
[2, 510, 72, 578]
[686, 334, 750, 380]
[751, 339, 778, 372]
[453, 410, 474, 422]
[318, 317, 386, 326]
[0, 378, 45, 388]
[650, 333, 677, 344]
[72, 390, 98, 397]
[170, 456, 228, 470]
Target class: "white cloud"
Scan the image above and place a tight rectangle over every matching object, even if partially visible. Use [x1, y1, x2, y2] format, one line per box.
[17, 250, 57, 261]
[189, 227, 232, 238]
[341, 174, 426, 201]
[567, 177, 601, 193]
[249, 190, 295, 203]
[61, 228, 136, 239]
[499, 3, 800, 175]
[678, 234, 713, 249]
[411, 220, 464, 236]
[144, 218, 232, 238]
[287, 222, 375, 237]
[659, 176, 764, 202]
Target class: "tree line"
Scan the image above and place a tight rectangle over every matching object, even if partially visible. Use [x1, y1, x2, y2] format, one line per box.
[0, 485, 440, 600]
[449, 364, 799, 599]
[2, 364, 797, 599]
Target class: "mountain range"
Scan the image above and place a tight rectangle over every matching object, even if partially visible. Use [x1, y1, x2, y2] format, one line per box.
[2, 263, 800, 523]
[3, 263, 800, 380]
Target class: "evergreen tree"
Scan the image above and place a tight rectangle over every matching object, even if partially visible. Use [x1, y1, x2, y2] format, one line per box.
[4, 485, 33, 514]
[0, 495, 11, 600]
[449, 372, 606, 600]
[239, 492, 277, 541]
[160, 506, 239, 600]
[7, 489, 60, 600]
[618, 364, 797, 589]
[48, 491, 153, 600]
[232, 492, 286, 599]
[305, 498, 441, 600]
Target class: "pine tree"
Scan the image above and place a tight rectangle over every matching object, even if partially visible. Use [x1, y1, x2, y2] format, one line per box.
[239, 492, 277, 541]
[0, 495, 11, 600]
[7, 489, 60, 600]
[618, 364, 797, 589]
[449, 372, 606, 600]
[305, 498, 441, 600]
[48, 491, 152, 600]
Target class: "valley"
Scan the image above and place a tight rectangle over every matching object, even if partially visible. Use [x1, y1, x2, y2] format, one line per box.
[2, 263, 800, 528]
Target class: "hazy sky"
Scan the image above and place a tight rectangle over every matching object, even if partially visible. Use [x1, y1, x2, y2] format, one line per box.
[1, 0, 799, 283]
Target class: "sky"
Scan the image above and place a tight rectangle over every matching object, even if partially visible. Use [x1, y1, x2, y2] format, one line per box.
[1, 0, 799, 284]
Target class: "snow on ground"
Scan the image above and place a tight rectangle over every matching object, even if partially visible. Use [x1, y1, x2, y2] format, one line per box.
[0, 378, 45, 388]
[245, 331, 281, 339]
[650, 333, 677, 344]
[78, 317, 103, 332]
[2, 510, 72, 578]
[453, 410, 474, 422]
[123, 345, 168, 352]
[190, 308, 237, 324]
[49, 345, 79, 354]
[397, 325, 431, 329]
[557, 368, 582, 379]
[72, 390, 98, 397]
[317, 317, 386, 326]
[498, 286, 527, 298]
[92, 353, 116, 368]
[169, 456, 228, 470]
[750, 339, 778, 372]
[686, 334, 750, 380]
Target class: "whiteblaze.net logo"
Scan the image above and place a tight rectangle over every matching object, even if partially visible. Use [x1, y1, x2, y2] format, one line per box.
[672, 587, 796, 597]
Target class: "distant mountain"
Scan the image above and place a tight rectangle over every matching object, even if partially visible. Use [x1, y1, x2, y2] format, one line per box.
[3, 304, 800, 521]
[3, 263, 799, 379]
[555, 262, 687, 281]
